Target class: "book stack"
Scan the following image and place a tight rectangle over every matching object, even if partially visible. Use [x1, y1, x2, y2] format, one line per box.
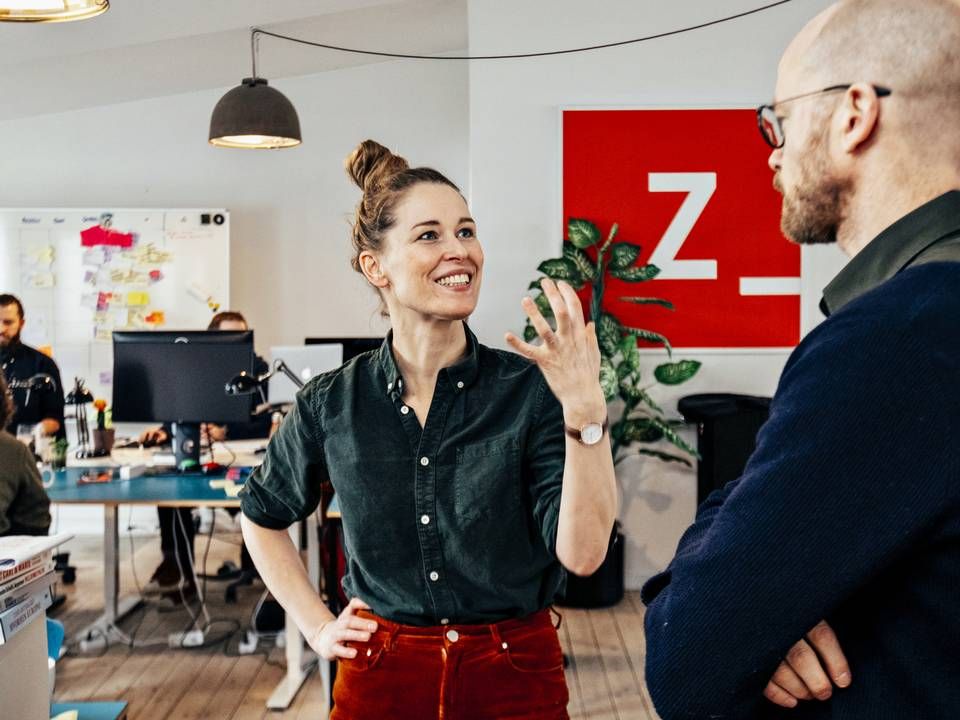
[0, 534, 72, 647]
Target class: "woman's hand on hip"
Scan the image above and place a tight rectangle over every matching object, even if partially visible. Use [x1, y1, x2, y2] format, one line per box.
[505, 278, 605, 422]
[307, 597, 378, 661]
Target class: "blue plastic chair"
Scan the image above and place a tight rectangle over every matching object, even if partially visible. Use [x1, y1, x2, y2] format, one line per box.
[46, 617, 65, 660]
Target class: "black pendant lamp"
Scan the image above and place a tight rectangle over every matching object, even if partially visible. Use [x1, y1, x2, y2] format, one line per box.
[209, 31, 301, 149]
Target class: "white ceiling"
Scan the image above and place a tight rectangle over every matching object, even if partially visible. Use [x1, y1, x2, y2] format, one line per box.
[0, 0, 467, 121]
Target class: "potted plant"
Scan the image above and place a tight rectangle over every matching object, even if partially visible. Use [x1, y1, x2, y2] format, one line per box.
[524, 217, 701, 606]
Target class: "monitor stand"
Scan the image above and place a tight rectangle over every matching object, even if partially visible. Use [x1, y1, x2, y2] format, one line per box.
[172, 422, 201, 472]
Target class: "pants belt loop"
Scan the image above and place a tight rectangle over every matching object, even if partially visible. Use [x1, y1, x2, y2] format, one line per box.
[385, 623, 400, 651]
[489, 621, 506, 652]
[550, 605, 563, 630]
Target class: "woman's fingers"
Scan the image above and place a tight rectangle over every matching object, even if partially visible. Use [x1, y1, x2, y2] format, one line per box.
[330, 642, 359, 659]
[521, 296, 557, 348]
[337, 628, 372, 643]
[539, 278, 571, 337]
[504, 331, 538, 360]
[347, 615, 378, 633]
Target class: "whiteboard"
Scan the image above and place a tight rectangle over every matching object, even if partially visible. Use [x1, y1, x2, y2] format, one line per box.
[0, 208, 229, 404]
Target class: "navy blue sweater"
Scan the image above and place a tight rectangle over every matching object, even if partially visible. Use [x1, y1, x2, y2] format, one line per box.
[642, 262, 960, 719]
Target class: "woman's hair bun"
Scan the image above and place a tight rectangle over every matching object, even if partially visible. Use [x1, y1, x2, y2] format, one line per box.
[345, 139, 409, 192]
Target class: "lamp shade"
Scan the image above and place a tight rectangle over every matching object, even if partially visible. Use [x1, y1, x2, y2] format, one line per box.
[209, 77, 301, 149]
[0, 0, 108, 22]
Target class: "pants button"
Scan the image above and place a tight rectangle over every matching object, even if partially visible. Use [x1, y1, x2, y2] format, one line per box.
[445, 629, 459, 642]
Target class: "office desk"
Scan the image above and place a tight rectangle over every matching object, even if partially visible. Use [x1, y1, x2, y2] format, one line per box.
[46, 460, 323, 711]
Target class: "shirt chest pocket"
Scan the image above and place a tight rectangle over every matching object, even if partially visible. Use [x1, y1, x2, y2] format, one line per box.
[453, 434, 522, 523]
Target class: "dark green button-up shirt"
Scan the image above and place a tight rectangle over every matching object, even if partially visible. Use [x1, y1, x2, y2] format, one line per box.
[820, 190, 960, 316]
[239, 324, 567, 625]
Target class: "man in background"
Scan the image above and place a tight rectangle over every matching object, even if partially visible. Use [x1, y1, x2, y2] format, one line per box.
[140, 310, 269, 601]
[0, 293, 65, 439]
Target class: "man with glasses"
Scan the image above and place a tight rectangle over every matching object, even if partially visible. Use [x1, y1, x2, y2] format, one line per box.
[642, 0, 960, 717]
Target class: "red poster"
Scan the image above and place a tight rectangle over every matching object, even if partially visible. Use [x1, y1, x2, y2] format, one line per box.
[563, 109, 800, 348]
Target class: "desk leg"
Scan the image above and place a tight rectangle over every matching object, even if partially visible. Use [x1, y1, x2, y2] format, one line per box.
[74, 505, 142, 647]
[266, 514, 322, 711]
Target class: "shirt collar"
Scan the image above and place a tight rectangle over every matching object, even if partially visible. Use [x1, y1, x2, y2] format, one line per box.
[820, 190, 960, 316]
[376, 323, 481, 397]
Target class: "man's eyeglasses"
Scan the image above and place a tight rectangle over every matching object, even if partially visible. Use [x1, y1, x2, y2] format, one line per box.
[756, 84, 892, 149]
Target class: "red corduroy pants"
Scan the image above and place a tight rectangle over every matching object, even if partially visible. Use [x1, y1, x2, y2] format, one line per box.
[330, 608, 570, 720]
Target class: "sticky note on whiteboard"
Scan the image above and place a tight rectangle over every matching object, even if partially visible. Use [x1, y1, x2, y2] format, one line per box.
[126, 291, 149, 306]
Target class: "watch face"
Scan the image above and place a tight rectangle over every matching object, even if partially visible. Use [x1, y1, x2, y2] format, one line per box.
[581, 422, 603, 445]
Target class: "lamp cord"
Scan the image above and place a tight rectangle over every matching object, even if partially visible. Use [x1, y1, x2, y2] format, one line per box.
[250, 1, 793, 62]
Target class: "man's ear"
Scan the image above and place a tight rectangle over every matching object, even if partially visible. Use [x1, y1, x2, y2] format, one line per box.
[838, 83, 882, 154]
[359, 251, 389, 289]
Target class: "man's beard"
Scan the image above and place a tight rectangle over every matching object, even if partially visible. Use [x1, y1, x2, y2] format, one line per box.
[0, 331, 20, 349]
[775, 130, 851, 246]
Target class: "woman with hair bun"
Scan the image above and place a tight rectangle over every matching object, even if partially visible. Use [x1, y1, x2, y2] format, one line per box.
[240, 139, 616, 719]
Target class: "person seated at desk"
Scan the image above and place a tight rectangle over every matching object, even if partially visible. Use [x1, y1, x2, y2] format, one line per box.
[139, 311, 269, 600]
[0, 373, 50, 537]
[0, 293, 65, 440]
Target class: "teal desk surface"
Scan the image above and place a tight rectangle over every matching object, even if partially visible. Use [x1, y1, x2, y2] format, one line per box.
[51, 701, 128, 720]
[45, 467, 246, 506]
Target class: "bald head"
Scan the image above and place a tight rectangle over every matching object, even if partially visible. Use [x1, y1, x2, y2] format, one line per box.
[782, 0, 960, 120]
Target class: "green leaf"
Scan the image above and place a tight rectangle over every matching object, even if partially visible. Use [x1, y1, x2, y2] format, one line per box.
[634, 448, 693, 467]
[523, 323, 537, 343]
[625, 326, 673, 356]
[649, 418, 699, 457]
[563, 244, 597, 282]
[528, 279, 544, 291]
[597, 313, 622, 357]
[615, 418, 665, 444]
[599, 358, 618, 402]
[568, 218, 601, 249]
[618, 297, 675, 311]
[616, 361, 633, 380]
[609, 264, 660, 282]
[534, 292, 554, 317]
[654, 360, 702, 385]
[608, 242, 641, 270]
[620, 334, 640, 372]
[537, 258, 581, 283]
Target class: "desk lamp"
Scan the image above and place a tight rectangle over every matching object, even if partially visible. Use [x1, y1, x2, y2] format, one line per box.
[65, 377, 95, 458]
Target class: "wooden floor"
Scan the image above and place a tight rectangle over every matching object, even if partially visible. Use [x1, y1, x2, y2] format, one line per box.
[51, 529, 661, 719]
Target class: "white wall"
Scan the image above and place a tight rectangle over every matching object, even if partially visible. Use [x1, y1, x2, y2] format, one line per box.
[467, 0, 840, 587]
[0, 58, 470, 352]
[1, 58, 469, 535]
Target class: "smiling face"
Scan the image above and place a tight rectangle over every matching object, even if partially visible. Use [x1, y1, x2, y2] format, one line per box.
[360, 182, 483, 324]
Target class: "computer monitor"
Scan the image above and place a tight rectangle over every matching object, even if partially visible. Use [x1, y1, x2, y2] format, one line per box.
[268, 344, 344, 405]
[304, 337, 382, 363]
[112, 330, 254, 468]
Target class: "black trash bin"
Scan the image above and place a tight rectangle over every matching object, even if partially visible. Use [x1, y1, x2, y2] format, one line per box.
[555, 521, 624, 608]
[678, 393, 771, 505]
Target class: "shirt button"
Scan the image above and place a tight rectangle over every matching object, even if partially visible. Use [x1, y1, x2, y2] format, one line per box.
[420, 514, 430, 525]
[429, 571, 439, 582]
[446, 629, 459, 642]
[456, 381, 464, 389]
[387, 382, 393, 391]
[440, 618, 450, 625]
[420, 456, 430, 467]
[400, 405, 410, 415]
